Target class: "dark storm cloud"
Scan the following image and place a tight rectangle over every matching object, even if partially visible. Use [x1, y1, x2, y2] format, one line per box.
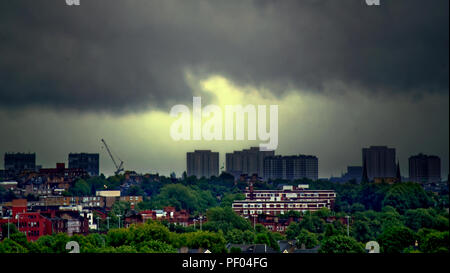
[0, 0, 448, 113]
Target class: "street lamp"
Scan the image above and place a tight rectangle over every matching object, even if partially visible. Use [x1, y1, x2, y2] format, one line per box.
[345, 215, 350, 236]
[106, 217, 110, 230]
[16, 213, 20, 232]
[117, 215, 122, 229]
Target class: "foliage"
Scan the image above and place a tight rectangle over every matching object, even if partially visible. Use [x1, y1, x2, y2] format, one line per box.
[202, 207, 252, 233]
[378, 226, 417, 253]
[295, 229, 319, 249]
[420, 231, 449, 253]
[382, 183, 434, 213]
[319, 235, 365, 253]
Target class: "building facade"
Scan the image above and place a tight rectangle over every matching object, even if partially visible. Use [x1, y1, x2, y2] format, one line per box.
[263, 155, 318, 181]
[68, 153, 99, 176]
[362, 146, 396, 181]
[124, 206, 192, 228]
[409, 154, 441, 183]
[225, 147, 275, 178]
[4, 153, 36, 174]
[186, 150, 219, 178]
[232, 185, 335, 218]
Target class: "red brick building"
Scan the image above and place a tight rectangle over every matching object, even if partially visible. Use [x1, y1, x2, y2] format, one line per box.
[0, 199, 52, 241]
[124, 206, 192, 227]
[0, 199, 90, 241]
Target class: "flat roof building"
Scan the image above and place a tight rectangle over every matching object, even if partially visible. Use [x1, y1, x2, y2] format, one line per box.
[232, 185, 336, 218]
[362, 146, 396, 181]
[409, 154, 441, 183]
[4, 153, 36, 174]
[226, 147, 274, 178]
[263, 155, 318, 181]
[68, 153, 99, 176]
[186, 150, 219, 178]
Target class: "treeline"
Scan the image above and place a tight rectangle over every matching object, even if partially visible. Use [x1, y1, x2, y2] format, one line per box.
[61, 173, 449, 216]
[0, 207, 281, 253]
[283, 206, 449, 253]
[6, 171, 448, 217]
[1, 205, 448, 253]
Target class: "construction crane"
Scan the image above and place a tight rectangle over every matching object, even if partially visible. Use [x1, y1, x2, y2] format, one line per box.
[101, 139, 124, 175]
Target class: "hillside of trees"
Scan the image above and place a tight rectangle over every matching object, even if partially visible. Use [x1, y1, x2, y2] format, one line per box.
[0, 173, 448, 253]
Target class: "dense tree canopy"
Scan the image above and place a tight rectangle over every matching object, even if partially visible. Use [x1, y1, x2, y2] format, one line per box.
[1, 173, 448, 253]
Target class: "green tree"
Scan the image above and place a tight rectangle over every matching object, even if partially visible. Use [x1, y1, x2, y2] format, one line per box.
[242, 230, 256, 244]
[299, 212, 325, 233]
[226, 229, 244, 244]
[1, 223, 18, 239]
[324, 223, 341, 238]
[352, 220, 373, 242]
[319, 235, 365, 253]
[69, 179, 91, 196]
[202, 207, 252, 233]
[136, 240, 177, 253]
[0, 238, 28, 253]
[420, 231, 449, 253]
[285, 222, 301, 240]
[382, 183, 433, 213]
[295, 229, 319, 249]
[220, 193, 245, 208]
[378, 226, 417, 253]
[176, 231, 227, 253]
[404, 209, 435, 231]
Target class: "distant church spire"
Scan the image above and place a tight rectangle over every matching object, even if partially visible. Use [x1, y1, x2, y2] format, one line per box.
[396, 161, 401, 182]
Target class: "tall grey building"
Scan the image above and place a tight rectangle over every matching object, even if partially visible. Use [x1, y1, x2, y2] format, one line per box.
[4, 153, 36, 173]
[186, 150, 219, 178]
[362, 146, 396, 181]
[263, 155, 318, 181]
[409, 154, 441, 183]
[226, 147, 274, 178]
[68, 153, 99, 176]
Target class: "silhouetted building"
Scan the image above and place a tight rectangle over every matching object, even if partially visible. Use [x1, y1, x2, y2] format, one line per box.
[263, 155, 318, 181]
[226, 147, 274, 178]
[340, 166, 363, 183]
[409, 154, 441, 183]
[68, 153, 99, 176]
[4, 153, 36, 174]
[186, 150, 219, 178]
[362, 146, 396, 181]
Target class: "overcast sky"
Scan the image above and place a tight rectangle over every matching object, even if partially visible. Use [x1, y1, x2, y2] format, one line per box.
[0, 0, 448, 178]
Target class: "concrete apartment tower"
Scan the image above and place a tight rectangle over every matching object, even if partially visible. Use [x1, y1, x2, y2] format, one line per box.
[409, 154, 441, 183]
[362, 146, 396, 181]
[225, 147, 275, 178]
[186, 150, 219, 178]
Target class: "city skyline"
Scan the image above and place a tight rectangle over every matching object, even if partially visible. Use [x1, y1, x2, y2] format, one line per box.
[1, 146, 446, 181]
[0, 0, 448, 179]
